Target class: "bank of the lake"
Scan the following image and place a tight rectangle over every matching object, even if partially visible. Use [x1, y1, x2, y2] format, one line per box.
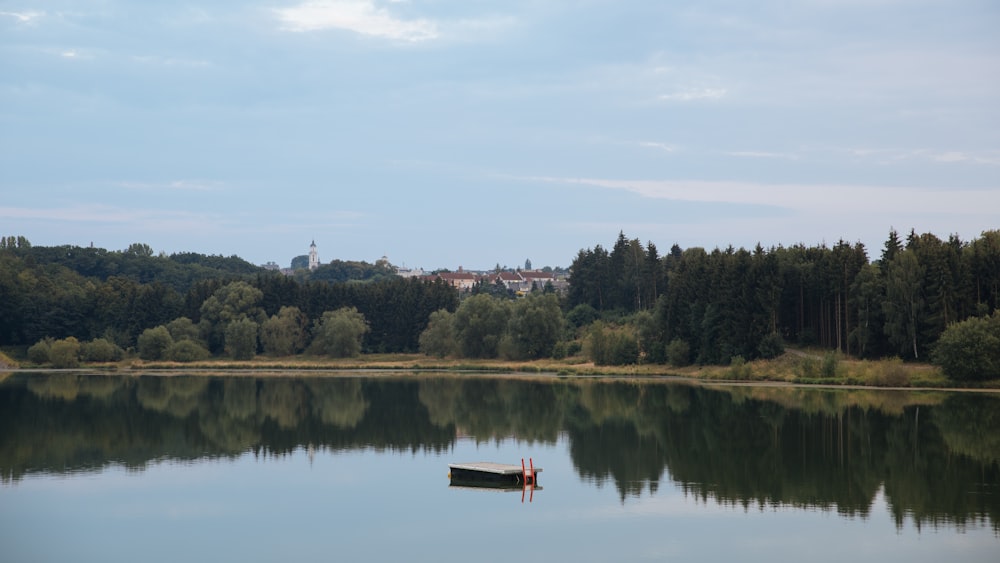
[8, 349, 998, 390]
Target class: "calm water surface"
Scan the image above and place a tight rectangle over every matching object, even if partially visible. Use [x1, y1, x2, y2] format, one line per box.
[1, 372, 997, 562]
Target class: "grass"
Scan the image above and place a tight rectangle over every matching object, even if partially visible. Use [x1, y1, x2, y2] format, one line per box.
[11, 348, 996, 389]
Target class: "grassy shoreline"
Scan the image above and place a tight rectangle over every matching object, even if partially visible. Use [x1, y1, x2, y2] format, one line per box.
[5, 349, 998, 390]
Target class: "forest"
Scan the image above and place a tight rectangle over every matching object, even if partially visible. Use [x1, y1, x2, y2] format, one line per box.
[1, 228, 999, 382]
[566, 229, 1000, 376]
[0, 236, 457, 360]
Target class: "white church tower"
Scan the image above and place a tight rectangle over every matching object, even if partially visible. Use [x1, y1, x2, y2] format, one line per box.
[308, 240, 319, 271]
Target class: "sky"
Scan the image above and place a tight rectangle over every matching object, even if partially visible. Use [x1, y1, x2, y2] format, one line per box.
[1, 1, 998, 270]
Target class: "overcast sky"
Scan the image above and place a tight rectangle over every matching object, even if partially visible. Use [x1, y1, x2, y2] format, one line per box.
[2, 1, 998, 269]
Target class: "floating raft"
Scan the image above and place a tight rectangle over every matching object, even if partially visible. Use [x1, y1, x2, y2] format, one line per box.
[448, 459, 541, 488]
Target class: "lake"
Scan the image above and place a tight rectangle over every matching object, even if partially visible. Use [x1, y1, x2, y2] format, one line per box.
[1, 371, 997, 562]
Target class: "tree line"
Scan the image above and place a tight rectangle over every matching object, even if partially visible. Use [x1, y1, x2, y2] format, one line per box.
[567, 229, 1000, 374]
[0, 241, 457, 360]
[2, 230, 999, 381]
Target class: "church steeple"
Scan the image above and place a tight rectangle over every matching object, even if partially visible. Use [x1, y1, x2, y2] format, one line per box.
[308, 240, 319, 271]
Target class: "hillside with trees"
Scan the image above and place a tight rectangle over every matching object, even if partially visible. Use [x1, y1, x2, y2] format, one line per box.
[2, 229, 999, 384]
[0, 238, 457, 360]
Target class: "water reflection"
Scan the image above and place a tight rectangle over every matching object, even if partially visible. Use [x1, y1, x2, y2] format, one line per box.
[1, 372, 997, 532]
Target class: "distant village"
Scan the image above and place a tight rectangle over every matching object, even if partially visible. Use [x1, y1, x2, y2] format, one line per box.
[260, 240, 570, 294]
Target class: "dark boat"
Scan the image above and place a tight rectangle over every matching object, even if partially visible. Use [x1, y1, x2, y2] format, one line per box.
[448, 459, 541, 488]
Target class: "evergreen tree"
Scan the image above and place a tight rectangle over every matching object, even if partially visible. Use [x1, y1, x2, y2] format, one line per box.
[849, 263, 886, 358]
[881, 228, 902, 266]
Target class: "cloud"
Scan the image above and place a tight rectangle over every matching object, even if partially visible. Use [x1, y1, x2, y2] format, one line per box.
[50, 48, 94, 61]
[659, 88, 727, 102]
[725, 151, 798, 160]
[919, 150, 1000, 166]
[530, 176, 1000, 216]
[0, 10, 44, 23]
[275, 0, 438, 42]
[837, 148, 1000, 166]
[639, 141, 677, 153]
[129, 55, 211, 68]
[117, 180, 224, 192]
[0, 204, 222, 231]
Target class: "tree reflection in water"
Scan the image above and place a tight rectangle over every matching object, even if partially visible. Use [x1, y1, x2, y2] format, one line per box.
[1, 372, 997, 531]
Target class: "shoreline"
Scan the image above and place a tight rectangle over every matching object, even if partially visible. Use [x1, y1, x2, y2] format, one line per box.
[4, 355, 999, 393]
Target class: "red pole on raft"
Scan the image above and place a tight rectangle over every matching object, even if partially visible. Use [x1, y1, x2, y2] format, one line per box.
[521, 457, 528, 504]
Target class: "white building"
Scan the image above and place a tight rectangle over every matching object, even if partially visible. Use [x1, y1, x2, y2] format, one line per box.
[308, 240, 319, 271]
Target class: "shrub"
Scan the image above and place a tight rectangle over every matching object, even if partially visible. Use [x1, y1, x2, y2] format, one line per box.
[796, 357, 819, 379]
[586, 323, 638, 366]
[931, 313, 1000, 382]
[633, 310, 665, 364]
[27, 338, 53, 364]
[873, 357, 909, 387]
[666, 339, 691, 367]
[758, 332, 785, 359]
[167, 340, 211, 362]
[137, 326, 174, 361]
[551, 341, 568, 360]
[81, 338, 124, 363]
[608, 333, 639, 366]
[49, 337, 81, 368]
[566, 304, 600, 329]
[497, 334, 519, 361]
[586, 322, 608, 364]
[728, 355, 752, 380]
[821, 351, 841, 378]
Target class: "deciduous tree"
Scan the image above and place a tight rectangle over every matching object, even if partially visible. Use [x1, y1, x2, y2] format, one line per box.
[932, 312, 1000, 382]
[261, 306, 308, 356]
[453, 294, 511, 359]
[225, 317, 259, 360]
[137, 326, 173, 361]
[419, 309, 457, 358]
[49, 337, 81, 368]
[503, 293, 564, 360]
[311, 307, 369, 358]
[81, 338, 124, 362]
[199, 281, 265, 353]
[884, 250, 925, 359]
